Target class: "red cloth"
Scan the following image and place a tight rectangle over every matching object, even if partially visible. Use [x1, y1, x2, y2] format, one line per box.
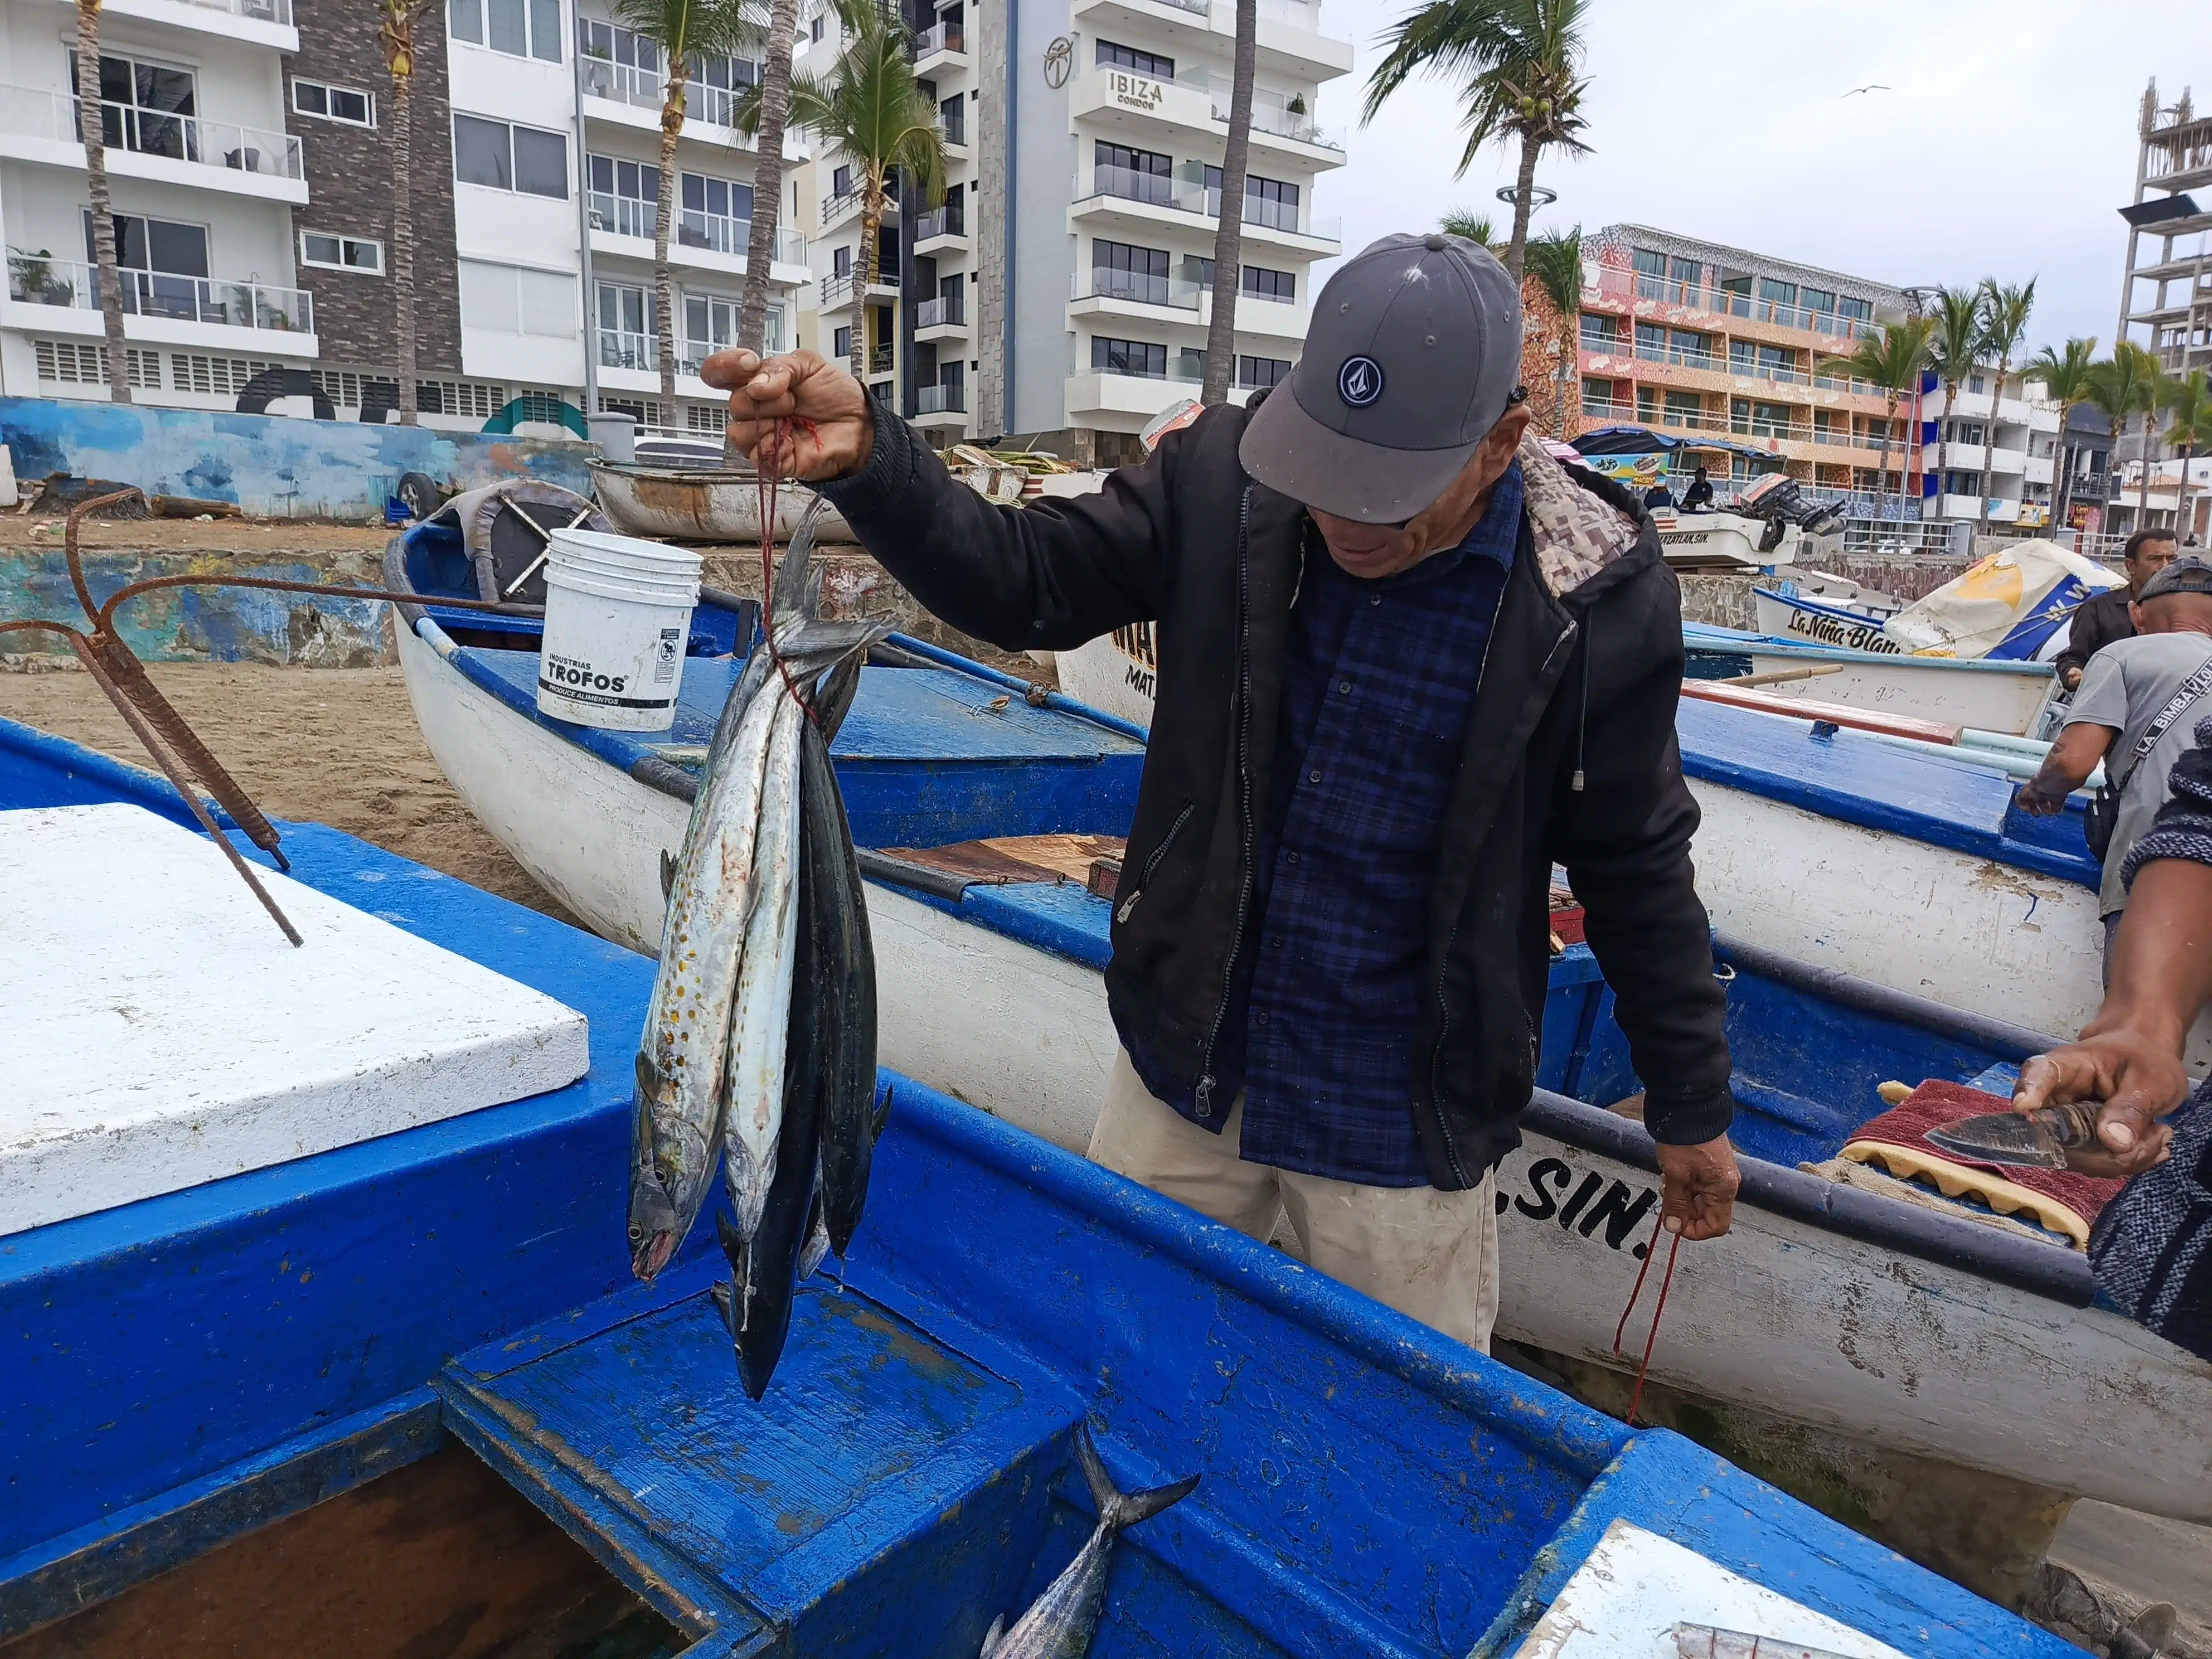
[1849, 1080, 2123, 1229]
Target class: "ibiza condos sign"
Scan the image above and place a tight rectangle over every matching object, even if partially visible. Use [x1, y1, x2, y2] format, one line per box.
[1105, 69, 1165, 113]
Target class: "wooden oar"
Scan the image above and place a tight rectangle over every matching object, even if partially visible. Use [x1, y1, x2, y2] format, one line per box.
[1716, 664, 1845, 688]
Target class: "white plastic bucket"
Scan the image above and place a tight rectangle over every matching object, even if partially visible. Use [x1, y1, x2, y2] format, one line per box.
[537, 528, 702, 731]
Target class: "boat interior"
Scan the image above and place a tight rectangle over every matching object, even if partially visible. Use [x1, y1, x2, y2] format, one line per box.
[0, 714, 2045, 1659]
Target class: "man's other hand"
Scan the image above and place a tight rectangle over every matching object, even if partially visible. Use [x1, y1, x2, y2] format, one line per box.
[2015, 781, 2069, 816]
[701, 348, 872, 482]
[2062, 665, 2084, 691]
[1653, 1135, 1739, 1240]
[2014, 1038, 2183, 1179]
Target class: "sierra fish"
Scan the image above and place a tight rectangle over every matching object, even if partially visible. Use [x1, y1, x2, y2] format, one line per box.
[978, 1428, 1198, 1659]
[626, 499, 884, 1282]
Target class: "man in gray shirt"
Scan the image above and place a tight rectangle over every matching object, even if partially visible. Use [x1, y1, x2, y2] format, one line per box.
[2019, 557, 2212, 972]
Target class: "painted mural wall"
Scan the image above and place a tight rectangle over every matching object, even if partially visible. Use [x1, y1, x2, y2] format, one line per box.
[0, 398, 594, 520]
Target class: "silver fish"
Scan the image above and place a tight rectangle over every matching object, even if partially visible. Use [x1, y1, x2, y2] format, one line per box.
[627, 501, 884, 1279]
[979, 1427, 1198, 1659]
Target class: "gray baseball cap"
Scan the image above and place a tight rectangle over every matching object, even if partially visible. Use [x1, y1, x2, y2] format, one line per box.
[2138, 556, 2212, 602]
[1238, 231, 1524, 522]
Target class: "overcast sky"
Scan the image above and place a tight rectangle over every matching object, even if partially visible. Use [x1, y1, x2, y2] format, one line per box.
[1312, 0, 2209, 352]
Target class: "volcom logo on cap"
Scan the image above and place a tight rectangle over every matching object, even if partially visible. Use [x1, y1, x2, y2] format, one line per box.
[1337, 355, 1384, 409]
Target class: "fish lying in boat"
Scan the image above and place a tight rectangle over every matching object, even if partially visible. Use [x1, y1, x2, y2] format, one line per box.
[627, 503, 889, 1399]
[979, 1427, 1199, 1659]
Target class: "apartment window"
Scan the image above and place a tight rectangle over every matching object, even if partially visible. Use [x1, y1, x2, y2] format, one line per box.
[810, 11, 824, 40]
[1097, 140, 1171, 205]
[1094, 239, 1170, 303]
[84, 211, 208, 278]
[595, 282, 652, 368]
[1579, 313, 1621, 349]
[454, 114, 567, 197]
[1093, 336, 1167, 378]
[1243, 173, 1300, 232]
[1839, 295, 1872, 323]
[1238, 354, 1291, 389]
[1095, 38, 1173, 77]
[1968, 373, 1986, 394]
[1101, 141, 1170, 178]
[940, 93, 964, 145]
[832, 245, 852, 277]
[449, 0, 562, 61]
[680, 172, 753, 251]
[1631, 248, 1667, 278]
[833, 325, 852, 358]
[1636, 322, 1665, 358]
[1662, 390, 1701, 427]
[72, 52, 196, 161]
[1669, 328, 1707, 363]
[1949, 420, 1986, 444]
[685, 293, 739, 363]
[577, 18, 658, 89]
[586, 153, 658, 236]
[1581, 376, 1617, 414]
[1944, 470, 1984, 496]
[1670, 256, 1701, 285]
[300, 230, 383, 274]
[460, 260, 576, 336]
[1242, 266, 1294, 303]
[293, 77, 374, 125]
[831, 163, 852, 199]
[1799, 285, 1835, 319]
[1757, 277, 1796, 308]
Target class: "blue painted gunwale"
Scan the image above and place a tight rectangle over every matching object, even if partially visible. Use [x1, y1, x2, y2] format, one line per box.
[1684, 618, 2060, 677]
[0, 716, 2074, 1656]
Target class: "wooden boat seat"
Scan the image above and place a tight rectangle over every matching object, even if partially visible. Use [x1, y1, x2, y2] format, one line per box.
[885, 833, 1126, 889]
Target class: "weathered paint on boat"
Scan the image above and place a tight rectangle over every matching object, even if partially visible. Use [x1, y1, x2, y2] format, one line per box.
[1685, 621, 2058, 735]
[386, 605, 2212, 1522]
[0, 716, 2072, 1658]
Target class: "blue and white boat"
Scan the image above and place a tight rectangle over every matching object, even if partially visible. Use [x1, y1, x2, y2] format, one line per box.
[382, 534, 2212, 1531]
[0, 715, 2078, 1658]
[1684, 620, 2060, 736]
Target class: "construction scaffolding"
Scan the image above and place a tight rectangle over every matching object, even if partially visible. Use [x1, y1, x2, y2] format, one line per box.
[2118, 80, 2212, 377]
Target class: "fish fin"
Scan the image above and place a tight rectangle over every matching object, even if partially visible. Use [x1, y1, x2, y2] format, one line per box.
[871, 1085, 894, 1142]
[634, 1050, 658, 1107]
[715, 1206, 748, 1267]
[1076, 1423, 1200, 1532]
[659, 848, 677, 904]
[978, 1615, 1005, 1659]
[769, 497, 825, 623]
[813, 653, 865, 744]
[709, 1279, 739, 1339]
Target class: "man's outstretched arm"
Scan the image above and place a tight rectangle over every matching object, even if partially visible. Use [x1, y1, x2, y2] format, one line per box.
[704, 348, 1176, 651]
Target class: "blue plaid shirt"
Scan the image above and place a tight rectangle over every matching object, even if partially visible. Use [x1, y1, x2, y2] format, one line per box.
[1201, 462, 1524, 1186]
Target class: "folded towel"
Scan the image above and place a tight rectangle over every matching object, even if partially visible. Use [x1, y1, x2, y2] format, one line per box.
[1840, 1080, 2123, 1250]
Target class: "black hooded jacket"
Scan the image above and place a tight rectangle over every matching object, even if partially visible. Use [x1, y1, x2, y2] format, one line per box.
[819, 397, 1733, 1188]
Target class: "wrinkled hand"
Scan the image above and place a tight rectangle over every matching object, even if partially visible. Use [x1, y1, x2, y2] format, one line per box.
[2062, 666, 2083, 691]
[1653, 1135, 1739, 1240]
[2013, 1037, 2184, 1179]
[700, 348, 872, 482]
[2015, 781, 2068, 817]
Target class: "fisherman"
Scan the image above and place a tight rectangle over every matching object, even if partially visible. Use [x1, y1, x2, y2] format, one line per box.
[704, 232, 1740, 1355]
[2011, 715, 2212, 1363]
[2054, 527, 2179, 692]
[2017, 556, 2212, 979]
[1679, 466, 1715, 512]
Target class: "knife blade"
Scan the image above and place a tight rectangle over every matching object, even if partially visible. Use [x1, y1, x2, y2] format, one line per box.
[1925, 1100, 2107, 1170]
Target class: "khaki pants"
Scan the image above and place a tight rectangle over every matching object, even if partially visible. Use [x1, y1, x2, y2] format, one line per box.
[1086, 1049, 1500, 1354]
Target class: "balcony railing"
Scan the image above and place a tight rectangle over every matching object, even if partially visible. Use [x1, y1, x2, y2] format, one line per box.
[820, 187, 862, 226]
[1074, 164, 1342, 243]
[1583, 265, 1883, 341]
[916, 294, 966, 328]
[913, 206, 965, 241]
[915, 20, 965, 55]
[1074, 267, 1201, 311]
[588, 191, 656, 239]
[177, 0, 290, 23]
[580, 54, 758, 125]
[0, 87, 303, 181]
[1242, 101, 1335, 148]
[1095, 352, 1277, 391]
[821, 267, 896, 306]
[916, 382, 964, 414]
[599, 328, 653, 371]
[1724, 354, 1812, 387]
[8, 256, 311, 332]
[867, 343, 894, 374]
[1143, 0, 1210, 14]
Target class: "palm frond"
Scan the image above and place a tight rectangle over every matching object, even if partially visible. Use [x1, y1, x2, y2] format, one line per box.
[1439, 209, 1498, 249]
[1365, 0, 1592, 179]
[1521, 224, 1582, 316]
[2022, 337, 2098, 403]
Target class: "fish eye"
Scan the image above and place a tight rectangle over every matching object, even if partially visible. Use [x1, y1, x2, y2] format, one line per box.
[627, 1223, 644, 1241]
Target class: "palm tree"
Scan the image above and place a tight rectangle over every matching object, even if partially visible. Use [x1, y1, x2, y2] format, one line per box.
[378, 0, 436, 423]
[1439, 210, 1502, 254]
[1924, 287, 1985, 520]
[736, 0, 799, 353]
[2022, 337, 2097, 537]
[1199, 0, 1257, 406]
[71, 0, 130, 402]
[1520, 224, 1582, 436]
[1974, 278, 2035, 536]
[743, 0, 943, 385]
[1818, 317, 1933, 525]
[2087, 343, 2162, 533]
[2161, 368, 2212, 539]
[1363, 0, 1592, 279]
[618, 0, 764, 410]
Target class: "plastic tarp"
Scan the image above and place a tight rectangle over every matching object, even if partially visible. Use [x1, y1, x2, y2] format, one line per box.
[1881, 541, 2123, 660]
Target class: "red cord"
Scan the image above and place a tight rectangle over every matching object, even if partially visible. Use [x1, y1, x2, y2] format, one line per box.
[1612, 1210, 1684, 1428]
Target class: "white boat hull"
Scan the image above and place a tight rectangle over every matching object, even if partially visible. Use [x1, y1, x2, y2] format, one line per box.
[1740, 650, 2053, 735]
[396, 618, 2212, 1520]
[589, 462, 857, 545]
[1751, 590, 1899, 653]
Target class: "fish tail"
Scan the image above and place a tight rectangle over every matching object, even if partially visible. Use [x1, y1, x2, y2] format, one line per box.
[1075, 1424, 1200, 1532]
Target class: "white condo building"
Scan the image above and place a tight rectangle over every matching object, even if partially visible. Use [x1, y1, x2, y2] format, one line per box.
[0, 0, 316, 404]
[1914, 374, 2062, 529]
[794, 0, 1351, 463]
